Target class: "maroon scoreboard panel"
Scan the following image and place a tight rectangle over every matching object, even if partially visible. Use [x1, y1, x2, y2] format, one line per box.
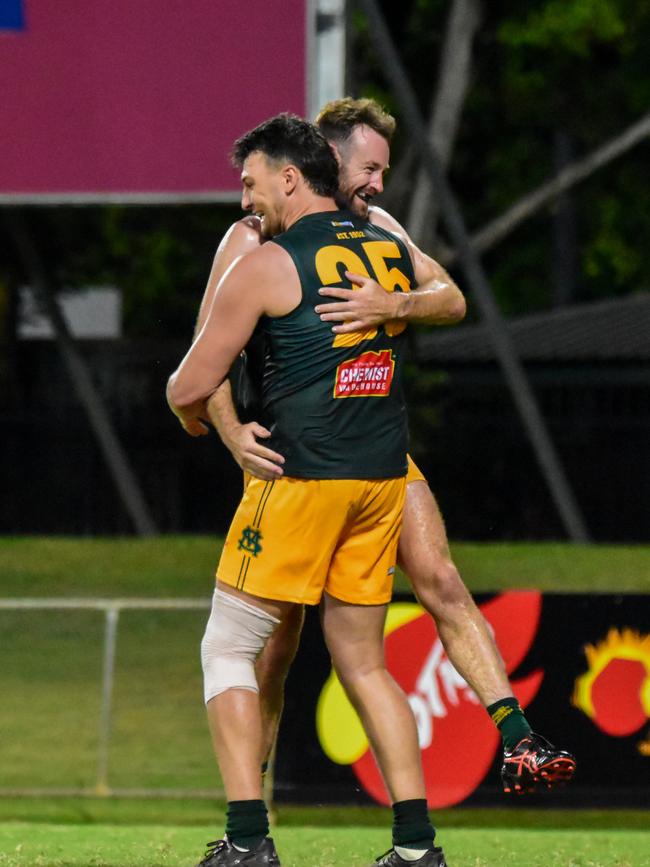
[0, 0, 309, 202]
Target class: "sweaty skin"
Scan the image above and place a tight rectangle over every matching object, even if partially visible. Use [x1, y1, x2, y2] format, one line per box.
[187, 127, 514, 767]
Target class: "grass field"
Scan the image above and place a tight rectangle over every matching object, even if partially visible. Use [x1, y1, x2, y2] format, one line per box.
[0, 802, 649, 867]
[1, 606, 213, 791]
[1, 536, 650, 595]
[1, 538, 649, 865]
[3, 538, 650, 793]
[1, 817, 649, 866]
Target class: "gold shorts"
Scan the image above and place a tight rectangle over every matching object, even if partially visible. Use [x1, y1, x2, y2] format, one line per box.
[406, 455, 426, 484]
[217, 475, 406, 606]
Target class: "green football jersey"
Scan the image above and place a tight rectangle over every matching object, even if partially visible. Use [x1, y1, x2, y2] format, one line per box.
[261, 209, 416, 479]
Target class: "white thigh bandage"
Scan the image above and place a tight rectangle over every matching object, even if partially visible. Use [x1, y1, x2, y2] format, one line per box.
[201, 588, 280, 704]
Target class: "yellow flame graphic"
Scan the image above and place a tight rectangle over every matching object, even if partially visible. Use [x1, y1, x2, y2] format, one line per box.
[572, 627, 650, 720]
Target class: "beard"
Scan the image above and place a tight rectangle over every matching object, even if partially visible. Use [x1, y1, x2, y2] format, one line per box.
[335, 186, 369, 218]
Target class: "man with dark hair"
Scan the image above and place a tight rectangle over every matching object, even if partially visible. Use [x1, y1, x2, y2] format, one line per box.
[168, 113, 449, 867]
[230, 112, 341, 201]
[195, 97, 576, 802]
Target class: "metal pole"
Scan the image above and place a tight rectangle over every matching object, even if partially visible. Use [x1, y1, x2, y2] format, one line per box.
[0, 598, 216, 800]
[359, 0, 590, 541]
[96, 605, 120, 795]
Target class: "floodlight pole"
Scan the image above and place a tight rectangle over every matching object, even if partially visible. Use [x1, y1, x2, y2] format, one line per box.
[359, 0, 590, 542]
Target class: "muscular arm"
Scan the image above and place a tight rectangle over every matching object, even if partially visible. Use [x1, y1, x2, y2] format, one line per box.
[167, 243, 298, 434]
[185, 217, 285, 475]
[194, 217, 263, 339]
[374, 206, 466, 324]
[315, 205, 466, 333]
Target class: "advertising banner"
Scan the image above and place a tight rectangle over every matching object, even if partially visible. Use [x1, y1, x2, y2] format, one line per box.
[275, 593, 650, 807]
[1, 0, 308, 201]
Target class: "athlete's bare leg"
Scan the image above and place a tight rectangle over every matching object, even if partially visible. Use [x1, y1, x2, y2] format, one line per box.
[255, 604, 305, 764]
[398, 480, 512, 706]
[204, 585, 295, 801]
[321, 594, 426, 803]
[206, 689, 266, 801]
[397, 481, 577, 795]
[251, 478, 512, 763]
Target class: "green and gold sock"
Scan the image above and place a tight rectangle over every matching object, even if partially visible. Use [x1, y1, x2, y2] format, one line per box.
[487, 697, 532, 750]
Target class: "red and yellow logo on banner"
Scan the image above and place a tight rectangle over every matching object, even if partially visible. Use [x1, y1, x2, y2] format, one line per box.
[573, 628, 650, 753]
[316, 591, 544, 808]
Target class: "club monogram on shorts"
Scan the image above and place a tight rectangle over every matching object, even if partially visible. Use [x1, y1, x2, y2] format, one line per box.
[237, 525, 263, 557]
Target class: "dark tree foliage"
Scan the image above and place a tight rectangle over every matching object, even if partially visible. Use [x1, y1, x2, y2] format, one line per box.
[356, 0, 650, 314]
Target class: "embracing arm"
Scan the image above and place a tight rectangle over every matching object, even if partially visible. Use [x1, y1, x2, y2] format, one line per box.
[315, 205, 466, 334]
[205, 381, 286, 479]
[376, 207, 466, 325]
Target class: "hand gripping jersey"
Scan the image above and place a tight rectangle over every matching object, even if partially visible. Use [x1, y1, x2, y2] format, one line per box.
[260, 210, 416, 479]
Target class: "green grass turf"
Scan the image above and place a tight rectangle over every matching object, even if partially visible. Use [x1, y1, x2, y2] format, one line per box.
[0, 800, 648, 831]
[1, 537, 649, 595]
[0, 821, 648, 867]
[1, 537, 648, 838]
[0, 608, 215, 791]
[1, 537, 649, 795]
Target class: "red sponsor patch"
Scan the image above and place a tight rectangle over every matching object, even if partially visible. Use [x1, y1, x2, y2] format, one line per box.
[334, 349, 395, 398]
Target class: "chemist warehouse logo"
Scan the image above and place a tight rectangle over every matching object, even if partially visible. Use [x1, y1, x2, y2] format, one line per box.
[334, 349, 395, 398]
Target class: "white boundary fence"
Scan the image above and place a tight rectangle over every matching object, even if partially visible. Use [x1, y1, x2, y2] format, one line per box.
[0, 598, 225, 799]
